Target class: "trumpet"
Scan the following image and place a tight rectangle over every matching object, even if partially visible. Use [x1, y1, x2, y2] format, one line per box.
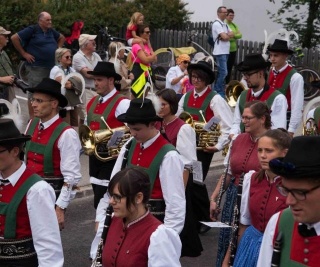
[179, 110, 221, 150]
[79, 117, 130, 162]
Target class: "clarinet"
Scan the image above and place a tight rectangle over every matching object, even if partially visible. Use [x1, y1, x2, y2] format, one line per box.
[229, 172, 244, 267]
[271, 232, 283, 267]
[91, 205, 113, 267]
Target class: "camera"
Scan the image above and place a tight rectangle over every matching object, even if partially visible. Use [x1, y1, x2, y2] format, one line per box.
[13, 75, 29, 93]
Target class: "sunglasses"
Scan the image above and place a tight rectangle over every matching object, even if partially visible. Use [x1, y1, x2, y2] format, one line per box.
[64, 56, 72, 59]
[144, 31, 151, 34]
[182, 61, 190, 64]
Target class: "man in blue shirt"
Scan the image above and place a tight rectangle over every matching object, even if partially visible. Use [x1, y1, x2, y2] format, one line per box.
[11, 11, 65, 119]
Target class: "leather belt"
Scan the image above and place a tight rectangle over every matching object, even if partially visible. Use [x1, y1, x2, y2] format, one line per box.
[0, 237, 36, 259]
[148, 199, 165, 215]
[86, 87, 96, 91]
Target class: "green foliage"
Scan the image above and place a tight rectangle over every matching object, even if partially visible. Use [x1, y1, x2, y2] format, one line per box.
[267, 0, 320, 48]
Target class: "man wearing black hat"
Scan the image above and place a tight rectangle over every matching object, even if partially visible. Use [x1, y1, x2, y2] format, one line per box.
[257, 136, 320, 267]
[267, 39, 304, 136]
[229, 53, 288, 137]
[91, 98, 185, 259]
[0, 119, 63, 266]
[25, 78, 81, 230]
[177, 60, 232, 233]
[86, 62, 130, 209]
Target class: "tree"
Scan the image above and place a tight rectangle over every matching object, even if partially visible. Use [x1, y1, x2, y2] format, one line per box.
[267, 0, 320, 48]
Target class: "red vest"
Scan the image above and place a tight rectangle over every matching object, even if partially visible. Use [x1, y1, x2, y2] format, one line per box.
[87, 94, 125, 130]
[0, 169, 35, 238]
[130, 135, 170, 199]
[268, 66, 293, 109]
[249, 172, 287, 232]
[184, 89, 214, 121]
[26, 118, 69, 176]
[102, 213, 161, 267]
[246, 87, 277, 102]
[155, 118, 185, 147]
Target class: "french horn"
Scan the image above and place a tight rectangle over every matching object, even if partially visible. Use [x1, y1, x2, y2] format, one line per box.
[79, 117, 130, 162]
[225, 80, 246, 108]
[302, 96, 320, 136]
[179, 110, 220, 150]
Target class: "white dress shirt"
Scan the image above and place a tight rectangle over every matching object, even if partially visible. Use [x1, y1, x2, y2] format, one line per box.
[26, 114, 82, 209]
[177, 88, 233, 151]
[165, 65, 185, 93]
[0, 162, 64, 267]
[257, 211, 320, 267]
[91, 133, 186, 258]
[229, 88, 288, 135]
[270, 63, 304, 133]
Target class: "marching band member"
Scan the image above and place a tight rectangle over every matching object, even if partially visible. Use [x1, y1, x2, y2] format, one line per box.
[156, 88, 203, 257]
[0, 118, 63, 267]
[85, 62, 130, 209]
[177, 60, 233, 234]
[25, 78, 81, 231]
[258, 136, 320, 267]
[91, 98, 185, 259]
[210, 101, 271, 267]
[229, 53, 287, 138]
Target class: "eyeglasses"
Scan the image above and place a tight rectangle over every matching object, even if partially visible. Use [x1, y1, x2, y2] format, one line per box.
[0, 148, 7, 153]
[144, 31, 151, 34]
[30, 98, 54, 104]
[182, 61, 190, 64]
[191, 75, 202, 81]
[242, 71, 259, 78]
[277, 184, 320, 201]
[64, 56, 72, 59]
[241, 116, 256, 121]
[107, 192, 125, 203]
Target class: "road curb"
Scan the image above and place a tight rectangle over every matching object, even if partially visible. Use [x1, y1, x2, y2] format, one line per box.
[75, 160, 225, 199]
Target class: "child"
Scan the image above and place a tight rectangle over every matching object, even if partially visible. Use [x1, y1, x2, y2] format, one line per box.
[126, 12, 146, 47]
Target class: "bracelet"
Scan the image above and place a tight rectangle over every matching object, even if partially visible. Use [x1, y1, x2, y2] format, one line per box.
[209, 198, 216, 202]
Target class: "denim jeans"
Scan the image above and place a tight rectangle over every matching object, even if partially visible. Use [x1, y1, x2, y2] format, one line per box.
[214, 54, 229, 98]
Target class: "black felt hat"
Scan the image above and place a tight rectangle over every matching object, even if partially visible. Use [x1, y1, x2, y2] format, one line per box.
[236, 53, 271, 72]
[0, 119, 31, 146]
[187, 60, 215, 84]
[267, 39, 294, 55]
[117, 98, 162, 123]
[87, 62, 122, 90]
[27, 78, 68, 108]
[269, 136, 320, 179]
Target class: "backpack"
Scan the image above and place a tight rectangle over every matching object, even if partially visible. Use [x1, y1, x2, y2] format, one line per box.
[207, 20, 223, 48]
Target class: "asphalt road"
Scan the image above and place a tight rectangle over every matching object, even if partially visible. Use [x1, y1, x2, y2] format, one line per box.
[61, 165, 224, 267]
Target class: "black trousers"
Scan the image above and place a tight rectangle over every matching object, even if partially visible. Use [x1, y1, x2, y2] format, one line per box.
[192, 151, 214, 229]
[226, 51, 237, 84]
[1, 255, 38, 267]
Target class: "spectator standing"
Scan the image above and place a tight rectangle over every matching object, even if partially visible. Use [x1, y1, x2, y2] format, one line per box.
[211, 6, 234, 98]
[11, 12, 65, 119]
[225, 9, 242, 84]
[0, 118, 63, 267]
[25, 78, 82, 231]
[267, 39, 304, 136]
[72, 34, 101, 125]
[0, 26, 16, 104]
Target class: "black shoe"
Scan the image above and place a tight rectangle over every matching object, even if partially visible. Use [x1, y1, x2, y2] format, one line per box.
[198, 224, 211, 234]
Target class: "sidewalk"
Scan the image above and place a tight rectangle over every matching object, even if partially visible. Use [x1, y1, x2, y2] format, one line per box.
[75, 151, 225, 198]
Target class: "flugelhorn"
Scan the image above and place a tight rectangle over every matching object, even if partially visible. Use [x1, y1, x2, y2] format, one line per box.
[225, 80, 246, 108]
[179, 110, 220, 150]
[79, 117, 130, 162]
[302, 96, 320, 136]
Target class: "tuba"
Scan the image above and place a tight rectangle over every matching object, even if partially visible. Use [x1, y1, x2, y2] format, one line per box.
[302, 96, 320, 136]
[179, 110, 220, 150]
[225, 80, 246, 108]
[79, 117, 130, 162]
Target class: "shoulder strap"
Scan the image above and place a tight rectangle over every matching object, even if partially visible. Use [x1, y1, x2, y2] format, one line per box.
[266, 90, 281, 109]
[2, 174, 42, 238]
[277, 69, 297, 95]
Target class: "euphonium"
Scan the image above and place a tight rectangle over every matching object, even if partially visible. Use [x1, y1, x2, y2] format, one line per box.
[225, 80, 246, 108]
[79, 117, 130, 162]
[179, 110, 221, 150]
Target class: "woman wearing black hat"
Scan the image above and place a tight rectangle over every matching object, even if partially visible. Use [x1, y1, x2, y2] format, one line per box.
[0, 119, 63, 267]
[210, 100, 272, 266]
[267, 39, 304, 136]
[177, 60, 233, 234]
[258, 136, 320, 267]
